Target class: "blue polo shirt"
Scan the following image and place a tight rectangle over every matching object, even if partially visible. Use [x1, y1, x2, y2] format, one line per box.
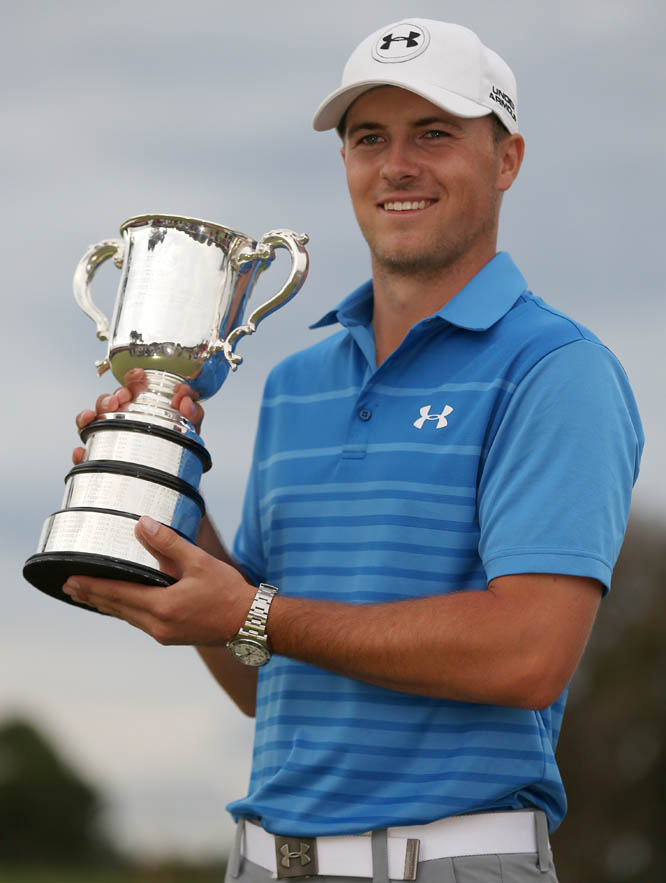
[229, 252, 643, 835]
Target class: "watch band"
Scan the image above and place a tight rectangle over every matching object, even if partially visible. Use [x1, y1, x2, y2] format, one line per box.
[239, 583, 278, 643]
[227, 583, 279, 665]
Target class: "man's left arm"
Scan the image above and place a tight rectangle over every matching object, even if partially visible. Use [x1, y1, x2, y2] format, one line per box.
[62, 518, 600, 710]
[266, 570, 602, 708]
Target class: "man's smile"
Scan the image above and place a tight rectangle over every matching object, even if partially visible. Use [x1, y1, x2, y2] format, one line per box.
[380, 199, 437, 212]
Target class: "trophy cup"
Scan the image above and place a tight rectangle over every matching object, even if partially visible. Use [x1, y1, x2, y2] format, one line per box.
[23, 214, 309, 608]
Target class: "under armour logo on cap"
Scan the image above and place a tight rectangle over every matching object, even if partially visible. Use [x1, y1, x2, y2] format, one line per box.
[380, 31, 420, 50]
[372, 22, 430, 63]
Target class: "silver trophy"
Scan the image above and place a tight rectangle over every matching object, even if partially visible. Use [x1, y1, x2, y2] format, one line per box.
[24, 214, 309, 608]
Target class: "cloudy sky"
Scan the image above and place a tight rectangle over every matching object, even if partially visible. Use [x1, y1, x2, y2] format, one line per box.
[3, 0, 664, 860]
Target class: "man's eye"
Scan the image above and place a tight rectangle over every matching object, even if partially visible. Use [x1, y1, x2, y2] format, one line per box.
[358, 133, 382, 145]
[424, 129, 450, 139]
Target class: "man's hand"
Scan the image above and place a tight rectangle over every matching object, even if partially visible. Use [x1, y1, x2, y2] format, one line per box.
[72, 368, 205, 464]
[62, 515, 255, 647]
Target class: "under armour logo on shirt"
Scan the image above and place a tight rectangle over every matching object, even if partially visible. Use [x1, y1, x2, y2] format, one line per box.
[413, 404, 454, 429]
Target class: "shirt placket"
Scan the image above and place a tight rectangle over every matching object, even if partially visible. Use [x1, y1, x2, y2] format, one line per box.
[341, 323, 376, 460]
[339, 321, 439, 460]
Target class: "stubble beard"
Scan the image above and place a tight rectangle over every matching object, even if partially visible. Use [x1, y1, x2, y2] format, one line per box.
[370, 237, 469, 280]
[366, 197, 500, 282]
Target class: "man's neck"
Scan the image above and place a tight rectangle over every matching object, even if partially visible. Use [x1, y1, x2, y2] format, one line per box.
[371, 248, 497, 366]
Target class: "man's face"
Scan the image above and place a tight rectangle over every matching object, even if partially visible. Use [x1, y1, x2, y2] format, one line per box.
[340, 86, 521, 277]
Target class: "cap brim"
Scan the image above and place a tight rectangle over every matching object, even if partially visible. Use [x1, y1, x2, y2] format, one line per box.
[312, 78, 492, 131]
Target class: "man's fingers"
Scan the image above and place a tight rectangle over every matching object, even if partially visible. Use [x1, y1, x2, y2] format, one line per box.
[62, 577, 170, 636]
[95, 392, 121, 414]
[172, 384, 204, 432]
[73, 409, 94, 462]
[179, 395, 205, 428]
[75, 371, 144, 452]
[74, 390, 124, 460]
[114, 386, 132, 406]
[62, 575, 163, 611]
[123, 368, 149, 400]
[75, 408, 96, 431]
[172, 382, 196, 406]
[90, 379, 137, 421]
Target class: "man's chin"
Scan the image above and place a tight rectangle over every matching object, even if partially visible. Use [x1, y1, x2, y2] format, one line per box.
[373, 247, 455, 277]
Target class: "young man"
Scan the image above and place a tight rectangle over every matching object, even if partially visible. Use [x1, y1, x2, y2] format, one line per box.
[68, 19, 643, 882]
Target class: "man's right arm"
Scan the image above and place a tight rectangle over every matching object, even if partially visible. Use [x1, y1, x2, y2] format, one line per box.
[194, 514, 258, 717]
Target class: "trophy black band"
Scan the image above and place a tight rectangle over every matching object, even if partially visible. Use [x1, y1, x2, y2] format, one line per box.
[23, 214, 309, 609]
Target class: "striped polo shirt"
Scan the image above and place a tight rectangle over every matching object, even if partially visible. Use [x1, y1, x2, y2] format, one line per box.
[229, 252, 643, 835]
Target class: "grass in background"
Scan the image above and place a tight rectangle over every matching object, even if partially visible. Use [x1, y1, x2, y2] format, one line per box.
[0, 864, 226, 883]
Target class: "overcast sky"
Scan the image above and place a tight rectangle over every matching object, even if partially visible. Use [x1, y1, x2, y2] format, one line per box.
[3, 0, 664, 860]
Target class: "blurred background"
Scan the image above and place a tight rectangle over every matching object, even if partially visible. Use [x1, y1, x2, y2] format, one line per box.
[2, 1, 664, 881]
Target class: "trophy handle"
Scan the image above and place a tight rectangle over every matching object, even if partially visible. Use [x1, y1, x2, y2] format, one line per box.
[73, 239, 125, 374]
[221, 229, 309, 370]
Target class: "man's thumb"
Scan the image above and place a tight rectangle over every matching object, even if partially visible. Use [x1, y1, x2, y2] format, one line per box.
[135, 515, 196, 564]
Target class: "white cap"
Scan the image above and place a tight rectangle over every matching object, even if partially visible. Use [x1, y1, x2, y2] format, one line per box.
[312, 19, 518, 135]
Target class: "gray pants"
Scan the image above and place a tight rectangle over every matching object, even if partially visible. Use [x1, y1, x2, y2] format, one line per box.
[226, 818, 559, 883]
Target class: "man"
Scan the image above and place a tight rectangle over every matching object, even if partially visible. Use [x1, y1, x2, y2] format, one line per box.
[67, 19, 643, 882]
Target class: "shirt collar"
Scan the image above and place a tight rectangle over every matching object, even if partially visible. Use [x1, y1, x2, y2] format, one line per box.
[310, 279, 374, 329]
[310, 252, 528, 333]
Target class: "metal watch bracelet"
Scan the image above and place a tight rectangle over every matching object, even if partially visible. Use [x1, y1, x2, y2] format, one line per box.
[226, 583, 279, 665]
[240, 583, 278, 641]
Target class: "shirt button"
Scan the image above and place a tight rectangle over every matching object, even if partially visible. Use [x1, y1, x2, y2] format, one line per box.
[359, 409, 372, 421]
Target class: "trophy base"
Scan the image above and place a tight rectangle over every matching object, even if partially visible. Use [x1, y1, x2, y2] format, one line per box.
[23, 551, 175, 614]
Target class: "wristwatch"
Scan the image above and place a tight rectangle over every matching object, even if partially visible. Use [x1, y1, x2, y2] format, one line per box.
[226, 583, 279, 666]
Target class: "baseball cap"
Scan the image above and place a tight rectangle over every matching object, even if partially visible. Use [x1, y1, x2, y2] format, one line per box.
[312, 19, 518, 135]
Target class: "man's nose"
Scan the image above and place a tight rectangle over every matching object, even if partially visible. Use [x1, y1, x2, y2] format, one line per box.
[380, 139, 421, 184]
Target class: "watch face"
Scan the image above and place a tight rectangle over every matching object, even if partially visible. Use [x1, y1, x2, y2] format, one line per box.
[229, 638, 270, 666]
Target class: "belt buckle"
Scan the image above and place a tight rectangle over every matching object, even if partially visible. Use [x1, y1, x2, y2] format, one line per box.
[404, 839, 420, 881]
[275, 835, 318, 879]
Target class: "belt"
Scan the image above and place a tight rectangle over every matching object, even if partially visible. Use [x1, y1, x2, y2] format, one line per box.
[241, 811, 544, 880]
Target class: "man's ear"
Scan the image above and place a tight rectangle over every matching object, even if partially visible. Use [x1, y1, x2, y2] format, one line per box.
[340, 144, 346, 163]
[497, 134, 525, 193]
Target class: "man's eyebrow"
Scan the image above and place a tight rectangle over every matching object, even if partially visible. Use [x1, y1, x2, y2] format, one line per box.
[346, 115, 463, 138]
[346, 121, 384, 138]
[414, 115, 463, 130]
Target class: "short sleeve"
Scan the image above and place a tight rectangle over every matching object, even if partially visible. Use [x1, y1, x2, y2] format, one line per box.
[478, 339, 644, 592]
